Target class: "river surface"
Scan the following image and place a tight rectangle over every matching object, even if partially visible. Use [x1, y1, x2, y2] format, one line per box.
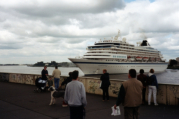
[0, 66, 178, 84]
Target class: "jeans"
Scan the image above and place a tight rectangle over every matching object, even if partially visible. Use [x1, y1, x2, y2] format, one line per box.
[54, 78, 60, 89]
[148, 86, 157, 105]
[102, 87, 109, 100]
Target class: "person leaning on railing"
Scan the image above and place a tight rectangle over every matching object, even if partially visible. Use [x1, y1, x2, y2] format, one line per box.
[137, 69, 147, 104]
[147, 69, 158, 106]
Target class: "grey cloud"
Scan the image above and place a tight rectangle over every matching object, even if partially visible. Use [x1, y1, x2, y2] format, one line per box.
[36, 38, 60, 43]
[0, 0, 125, 28]
[10, 0, 125, 17]
[65, 38, 86, 44]
[0, 0, 179, 63]
[0, 44, 22, 49]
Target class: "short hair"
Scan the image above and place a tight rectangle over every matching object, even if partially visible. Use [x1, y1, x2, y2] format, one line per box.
[55, 66, 58, 69]
[129, 69, 136, 78]
[72, 70, 79, 79]
[140, 69, 144, 74]
[69, 72, 72, 77]
[150, 69, 154, 73]
[103, 69, 107, 73]
[44, 66, 47, 68]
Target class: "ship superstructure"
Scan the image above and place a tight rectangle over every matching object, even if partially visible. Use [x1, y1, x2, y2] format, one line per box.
[69, 31, 168, 75]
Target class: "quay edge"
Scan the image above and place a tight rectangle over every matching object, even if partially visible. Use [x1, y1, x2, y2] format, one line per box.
[0, 72, 179, 106]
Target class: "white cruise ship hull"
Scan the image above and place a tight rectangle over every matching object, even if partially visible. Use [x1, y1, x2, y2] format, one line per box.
[69, 58, 168, 75]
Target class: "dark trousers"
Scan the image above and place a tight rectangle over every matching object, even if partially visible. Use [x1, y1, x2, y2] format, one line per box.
[102, 87, 109, 100]
[70, 105, 84, 119]
[124, 107, 140, 119]
[142, 88, 146, 103]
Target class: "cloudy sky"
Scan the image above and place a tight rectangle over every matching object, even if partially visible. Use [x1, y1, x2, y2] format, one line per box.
[0, 0, 179, 64]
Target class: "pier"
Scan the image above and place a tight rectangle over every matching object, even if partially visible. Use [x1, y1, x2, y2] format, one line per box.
[0, 72, 179, 119]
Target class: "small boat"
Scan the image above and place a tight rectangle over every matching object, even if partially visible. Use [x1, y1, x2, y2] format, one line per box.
[143, 57, 149, 61]
[136, 56, 142, 60]
[128, 56, 135, 61]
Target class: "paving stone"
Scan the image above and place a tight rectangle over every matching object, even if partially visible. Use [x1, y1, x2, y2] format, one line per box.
[0, 82, 179, 119]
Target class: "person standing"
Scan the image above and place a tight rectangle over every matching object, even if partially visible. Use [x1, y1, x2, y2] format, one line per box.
[59, 72, 72, 107]
[52, 66, 61, 90]
[100, 69, 110, 101]
[147, 69, 158, 106]
[137, 69, 147, 104]
[41, 66, 48, 80]
[60, 72, 72, 89]
[114, 69, 143, 119]
[64, 70, 87, 119]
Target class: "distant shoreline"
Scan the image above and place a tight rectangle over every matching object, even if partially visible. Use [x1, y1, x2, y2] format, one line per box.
[27, 65, 77, 67]
[0, 65, 77, 67]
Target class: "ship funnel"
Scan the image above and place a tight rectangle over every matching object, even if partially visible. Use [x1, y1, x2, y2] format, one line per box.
[122, 38, 126, 42]
[140, 40, 150, 46]
[114, 30, 120, 40]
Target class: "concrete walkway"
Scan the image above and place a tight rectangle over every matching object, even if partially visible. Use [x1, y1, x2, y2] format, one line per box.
[0, 82, 179, 119]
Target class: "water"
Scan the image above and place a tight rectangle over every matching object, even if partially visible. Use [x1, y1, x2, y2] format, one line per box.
[156, 69, 179, 84]
[0, 66, 178, 84]
[0, 66, 84, 76]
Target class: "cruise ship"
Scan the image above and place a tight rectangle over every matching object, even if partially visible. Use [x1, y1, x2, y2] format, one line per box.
[69, 31, 168, 75]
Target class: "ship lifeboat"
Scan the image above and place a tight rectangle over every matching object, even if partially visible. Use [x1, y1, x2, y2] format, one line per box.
[136, 56, 142, 60]
[128, 56, 135, 61]
[143, 57, 149, 61]
[129, 58, 135, 61]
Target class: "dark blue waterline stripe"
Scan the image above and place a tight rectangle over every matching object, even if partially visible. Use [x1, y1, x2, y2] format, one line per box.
[73, 62, 168, 65]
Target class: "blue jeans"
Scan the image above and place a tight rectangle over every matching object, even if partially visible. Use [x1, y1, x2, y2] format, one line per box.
[54, 78, 60, 89]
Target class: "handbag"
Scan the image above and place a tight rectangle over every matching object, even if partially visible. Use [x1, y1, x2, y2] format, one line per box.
[111, 106, 120, 116]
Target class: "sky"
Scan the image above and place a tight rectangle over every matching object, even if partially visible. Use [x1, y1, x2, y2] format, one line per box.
[0, 0, 179, 64]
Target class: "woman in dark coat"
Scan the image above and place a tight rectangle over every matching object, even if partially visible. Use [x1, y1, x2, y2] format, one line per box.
[59, 72, 72, 107]
[61, 72, 72, 89]
[100, 69, 111, 101]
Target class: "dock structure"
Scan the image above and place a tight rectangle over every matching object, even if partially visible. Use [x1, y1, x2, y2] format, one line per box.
[0, 72, 179, 118]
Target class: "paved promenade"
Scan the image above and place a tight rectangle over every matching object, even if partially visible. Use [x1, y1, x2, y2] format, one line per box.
[0, 82, 179, 119]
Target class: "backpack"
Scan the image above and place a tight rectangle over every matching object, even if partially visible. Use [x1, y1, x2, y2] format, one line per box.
[147, 76, 154, 85]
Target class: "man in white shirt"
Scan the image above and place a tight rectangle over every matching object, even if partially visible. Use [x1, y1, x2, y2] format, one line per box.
[64, 70, 87, 119]
[52, 66, 61, 89]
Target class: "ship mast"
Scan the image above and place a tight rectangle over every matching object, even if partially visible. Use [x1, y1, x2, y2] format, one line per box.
[114, 30, 120, 40]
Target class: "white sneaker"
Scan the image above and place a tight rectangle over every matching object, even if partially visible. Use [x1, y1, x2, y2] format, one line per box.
[155, 103, 158, 106]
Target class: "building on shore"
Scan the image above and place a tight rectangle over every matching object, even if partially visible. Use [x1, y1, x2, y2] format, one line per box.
[168, 57, 179, 69]
[176, 57, 179, 66]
